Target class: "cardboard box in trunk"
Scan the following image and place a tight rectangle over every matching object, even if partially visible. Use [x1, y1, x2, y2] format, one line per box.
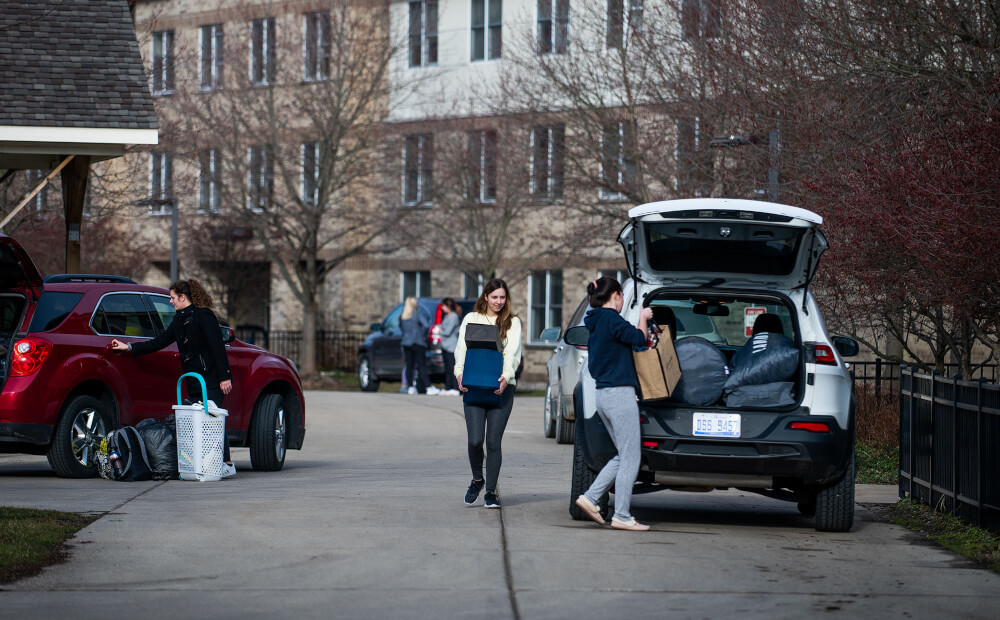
[633, 335, 681, 401]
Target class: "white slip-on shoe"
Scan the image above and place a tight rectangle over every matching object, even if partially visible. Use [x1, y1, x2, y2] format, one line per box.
[575, 495, 606, 525]
[611, 517, 650, 531]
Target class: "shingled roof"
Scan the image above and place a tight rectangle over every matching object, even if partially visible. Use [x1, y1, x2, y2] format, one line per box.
[0, 0, 157, 131]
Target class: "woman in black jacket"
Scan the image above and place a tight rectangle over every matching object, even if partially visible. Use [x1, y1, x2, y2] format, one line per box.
[111, 279, 234, 474]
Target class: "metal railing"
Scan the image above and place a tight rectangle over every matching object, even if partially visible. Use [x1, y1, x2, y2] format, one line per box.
[234, 328, 368, 372]
[851, 360, 998, 396]
[900, 367, 1000, 533]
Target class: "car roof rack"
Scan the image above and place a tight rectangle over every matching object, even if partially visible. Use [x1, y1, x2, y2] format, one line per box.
[43, 274, 138, 284]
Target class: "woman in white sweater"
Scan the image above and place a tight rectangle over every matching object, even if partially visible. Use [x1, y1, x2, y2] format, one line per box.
[454, 278, 522, 509]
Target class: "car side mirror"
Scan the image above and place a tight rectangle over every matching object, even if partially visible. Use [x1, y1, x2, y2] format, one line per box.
[564, 325, 589, 347]
[832, 335, 859, 358]
[539, 327, 561, 342]
[220, 325, 236, 344]
[370, 322, 382, 331]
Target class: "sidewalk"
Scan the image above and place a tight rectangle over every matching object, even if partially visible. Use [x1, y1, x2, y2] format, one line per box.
[856, 483, 900, 504]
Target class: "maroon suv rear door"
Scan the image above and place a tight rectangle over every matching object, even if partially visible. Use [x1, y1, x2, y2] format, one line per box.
[0, 235, 43, 304]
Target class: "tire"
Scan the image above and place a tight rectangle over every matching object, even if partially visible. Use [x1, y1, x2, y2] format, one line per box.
[357, 355, 379, 392]
[555, 395, 575, 444]
[814, 452, 855, 532]
[46, 395, 111, 479]
[569, 429, 608, 520]
[250, 393, 287, 472]
[542, 385, 556, 439]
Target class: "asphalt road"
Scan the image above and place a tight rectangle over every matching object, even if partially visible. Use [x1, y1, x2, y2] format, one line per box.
[1, 391, 998, 619]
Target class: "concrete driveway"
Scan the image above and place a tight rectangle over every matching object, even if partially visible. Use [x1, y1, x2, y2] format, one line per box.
[1, 391, 997, 619]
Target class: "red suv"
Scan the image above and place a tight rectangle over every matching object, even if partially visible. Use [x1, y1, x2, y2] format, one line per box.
[0, 236, 305, 478]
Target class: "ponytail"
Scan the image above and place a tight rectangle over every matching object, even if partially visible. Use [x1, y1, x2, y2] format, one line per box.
[587, 276, 622, 308]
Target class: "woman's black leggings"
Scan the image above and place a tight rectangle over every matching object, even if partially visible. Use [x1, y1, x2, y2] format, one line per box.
[187, 378, 231, 462]
[464, 387, 515, 493]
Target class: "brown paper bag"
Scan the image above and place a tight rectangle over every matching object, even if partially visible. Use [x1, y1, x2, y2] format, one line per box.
[632, 334, 681, 402]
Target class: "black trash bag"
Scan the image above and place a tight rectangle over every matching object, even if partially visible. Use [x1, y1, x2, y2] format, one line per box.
[725, 332, 800, 390]
[724, 382, 796, 408]
[669, 336, 730, 406]
[136, 416, 177, 481]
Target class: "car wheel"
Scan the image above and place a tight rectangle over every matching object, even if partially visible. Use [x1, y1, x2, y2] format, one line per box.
[555, 395, 575, 444]
[250, 393, 287, 472]
[814, 452, 855, 532]
[542, 385, 556, 439]
[357, 355, 379, 392]
[46, 395, 110, 479]
[569, 428, 608, 521]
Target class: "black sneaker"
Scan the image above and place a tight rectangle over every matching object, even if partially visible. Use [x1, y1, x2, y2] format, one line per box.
[464, 479, 485, 505]
[483, 492, 501, 509]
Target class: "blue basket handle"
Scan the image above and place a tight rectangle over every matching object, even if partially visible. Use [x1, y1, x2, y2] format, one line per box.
[177, 372, 210, 415]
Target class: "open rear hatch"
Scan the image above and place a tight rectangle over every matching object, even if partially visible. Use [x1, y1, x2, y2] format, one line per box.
[618, 198, 827, 291]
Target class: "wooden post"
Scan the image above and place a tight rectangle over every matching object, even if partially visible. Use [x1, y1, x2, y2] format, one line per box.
[61, 155, 91, 273]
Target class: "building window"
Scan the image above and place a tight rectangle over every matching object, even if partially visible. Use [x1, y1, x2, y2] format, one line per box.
[467, 129, 497, 203]
[607, 0, 643, 48]
[251, 17, 276, 86]
[149, 152, 173, 216]
[199, 148, 222, 213]
[600, 121, 636, 200]
[537, 0, 569, 54]
[409, 0, 438, 67]
[26, 170, 46, 211]
[600, 269, 628, 284]
[529, 270, 563, 343]
[402, 270, 431, 299]
[403, 134, 433, 206]
[152, 30, 175, 95]
[200, 24, 224, 91]
[471, 0, 502, 61]
[463, 272, 483, 298]
[530, 125, 564, 201]
[675, 116, 712, 196]
[681, 0, 721, 41]
[304, 11, 330, 81]
[248, 145, 273, 212]
[302, 142, 321, 206]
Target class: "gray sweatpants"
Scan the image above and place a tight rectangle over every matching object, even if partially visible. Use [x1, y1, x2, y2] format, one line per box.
[583, 386, 641, 521]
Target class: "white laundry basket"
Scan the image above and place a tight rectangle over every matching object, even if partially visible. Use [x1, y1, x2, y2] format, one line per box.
[173, 372, 228, 482]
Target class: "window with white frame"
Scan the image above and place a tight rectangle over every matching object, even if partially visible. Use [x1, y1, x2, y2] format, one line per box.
[471, 0, 502, 61]
[537, 0, 569, 54]
[681, 0, 721, 41]
[149, 152, 173, 216]
[152, 30, 175, 95]
[607, 0, 643, 48]
[304, 11, 330, 81]
[403, 134, 433, 205]
[409, 0, 438, 67]
[250, 17, 276, 86]
[247, 145, 273, 212]
[199, 148, 222, 213]
[302, 142, 321, 206]
[463, 272, 484, 298]
[200, 24, 224, 91]
[529, 270, 563, 342]
[402, 270, 431, 299]
[674, 116, 712, 196]
[26, 170, 46, 211]
[600, 121, 636, 200]
[467, 129, 497, 203]
[530, 125, 564, 201]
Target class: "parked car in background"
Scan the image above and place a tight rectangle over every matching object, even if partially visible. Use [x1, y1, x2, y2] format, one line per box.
[540, 296, 590, 444]
[567, 199, 860, 532]
[0, 235, 306, 478]
[356, 297, 476, 392]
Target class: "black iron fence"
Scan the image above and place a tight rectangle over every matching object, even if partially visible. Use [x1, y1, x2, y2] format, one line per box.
[852, 360, 998, 397]
[235, 328, 368, 372]
[899, 367, 1000, 533]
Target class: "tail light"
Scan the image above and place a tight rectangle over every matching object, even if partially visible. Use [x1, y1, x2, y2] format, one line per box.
[788, 421, 830, 433]
[810, 343, 837, 365]
[11, 337, 52, 376]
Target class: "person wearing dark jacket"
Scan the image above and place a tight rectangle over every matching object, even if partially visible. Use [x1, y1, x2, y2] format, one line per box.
[110, 279, 235, 475]
[574, 276, 652, 531]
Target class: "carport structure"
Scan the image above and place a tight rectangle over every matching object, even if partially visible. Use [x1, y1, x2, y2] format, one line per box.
[0, 0, 158, 272]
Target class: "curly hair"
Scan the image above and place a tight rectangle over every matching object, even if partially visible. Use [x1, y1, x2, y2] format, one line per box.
[170, 278, 214, 309]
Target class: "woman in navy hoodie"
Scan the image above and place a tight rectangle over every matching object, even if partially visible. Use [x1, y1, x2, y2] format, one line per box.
[574, 276, 653, 531]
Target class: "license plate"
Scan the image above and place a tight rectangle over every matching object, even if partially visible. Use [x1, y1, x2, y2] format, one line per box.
[693, 412, 741, 438]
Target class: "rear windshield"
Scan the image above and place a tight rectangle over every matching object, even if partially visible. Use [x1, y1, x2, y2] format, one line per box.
[645, 222, 804, 276]
[27, 291, 83, 332]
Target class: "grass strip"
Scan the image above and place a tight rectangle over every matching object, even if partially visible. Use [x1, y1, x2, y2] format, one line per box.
[883, 499, 1000, 573]
[0, 506, 97, 583]
[855, 441, 899, 484]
